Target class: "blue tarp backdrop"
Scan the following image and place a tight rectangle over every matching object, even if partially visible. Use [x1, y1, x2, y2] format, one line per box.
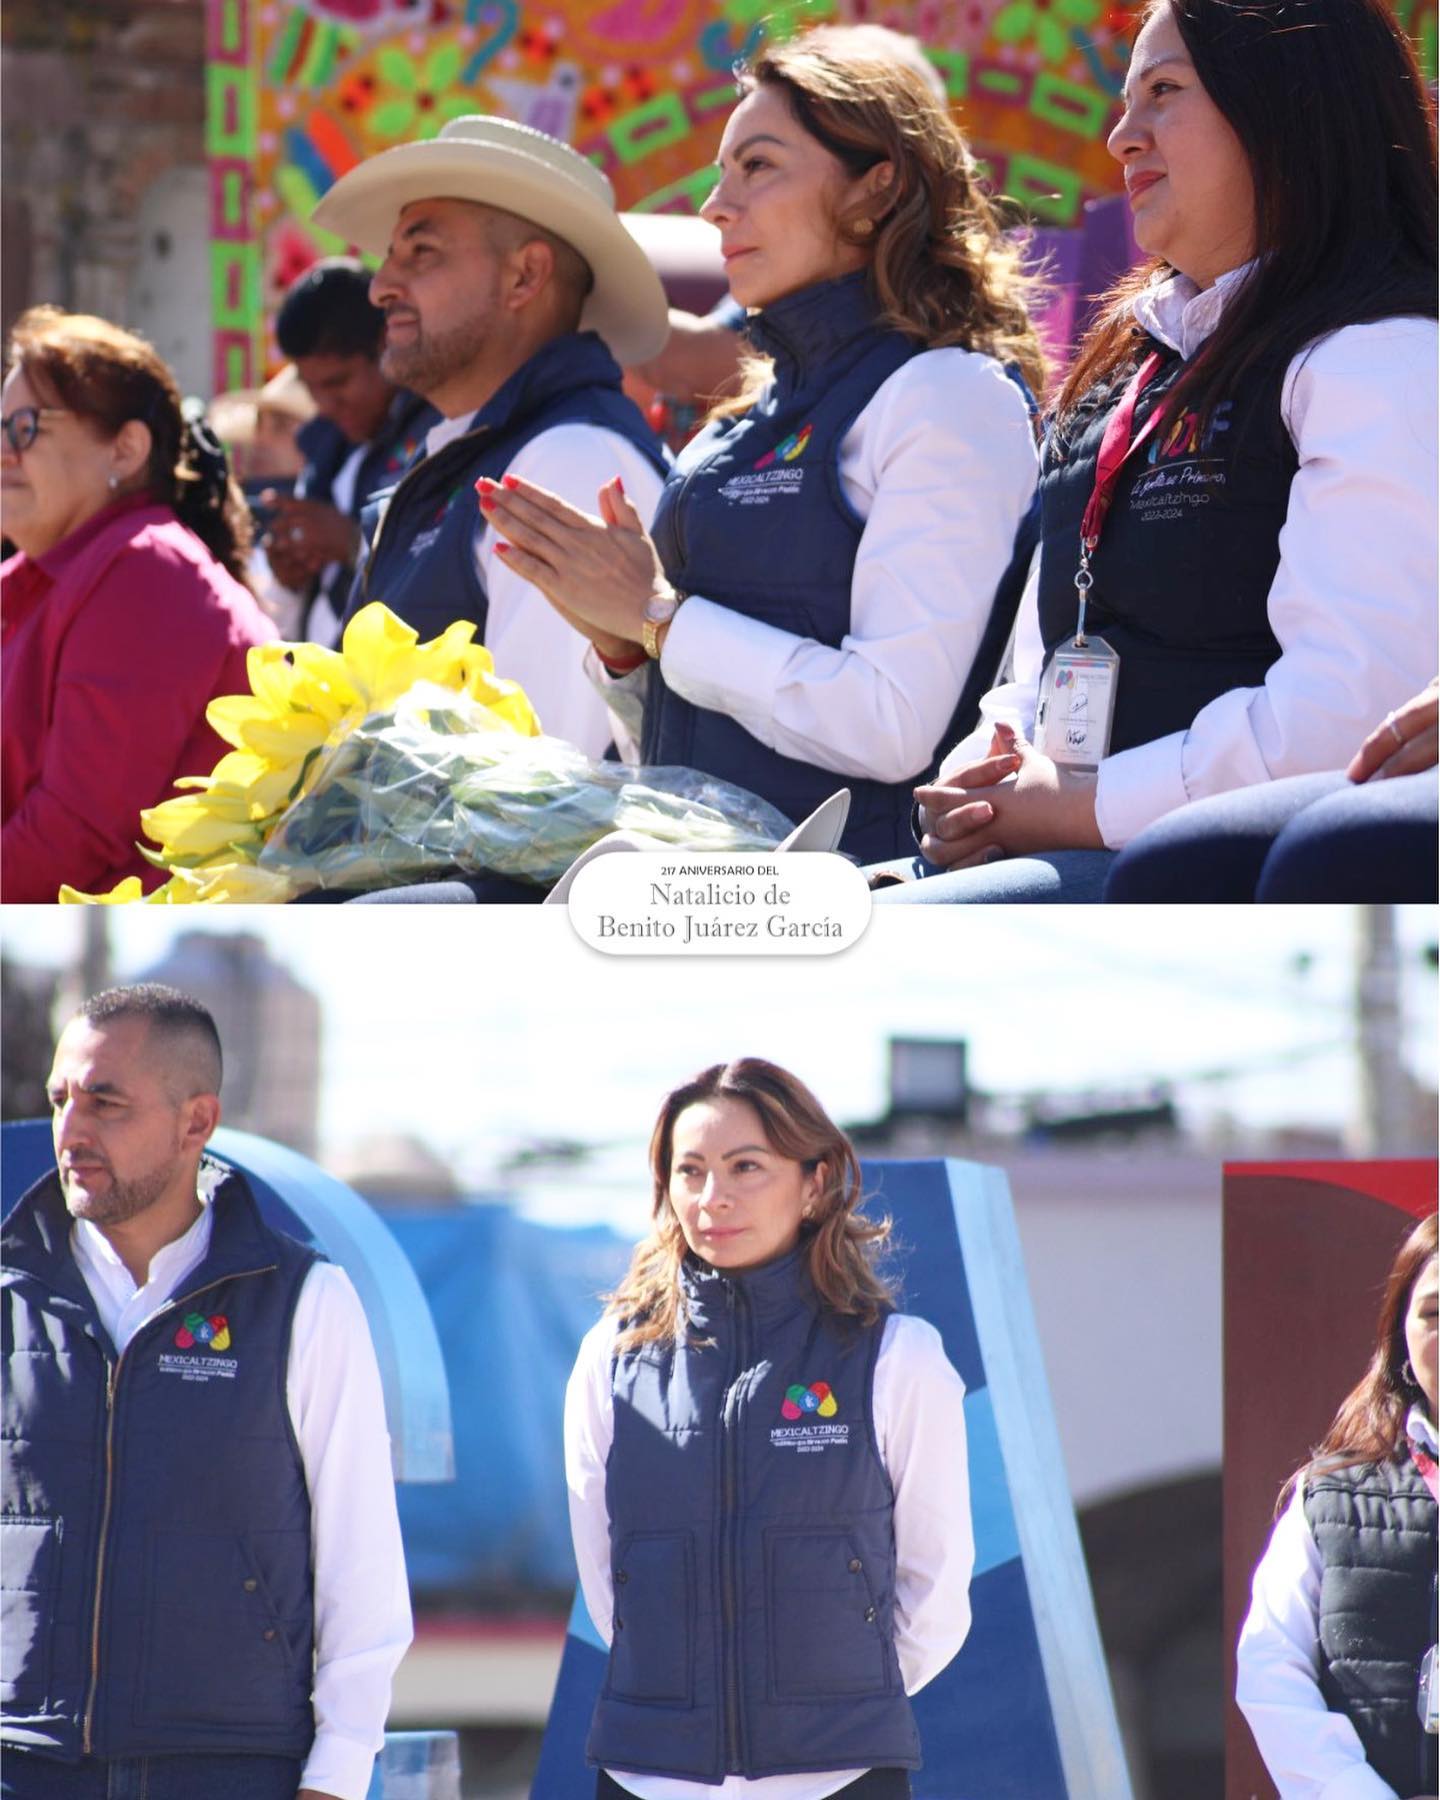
[379, 1206, 631, 1598]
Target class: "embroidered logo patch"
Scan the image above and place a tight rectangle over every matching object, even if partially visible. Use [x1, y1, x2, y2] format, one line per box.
[174, 1312, 230, 1352]
[754, 424, 813, 471]
[781, 1380, 837, 1420]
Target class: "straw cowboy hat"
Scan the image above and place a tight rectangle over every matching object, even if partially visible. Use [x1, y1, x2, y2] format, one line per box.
[311, 116, 669, 365]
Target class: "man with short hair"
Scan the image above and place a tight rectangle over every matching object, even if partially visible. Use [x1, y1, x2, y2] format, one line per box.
[1, 985, 411, 1800]
[312, 117, 670, 759]
[265, 258, 438, 644]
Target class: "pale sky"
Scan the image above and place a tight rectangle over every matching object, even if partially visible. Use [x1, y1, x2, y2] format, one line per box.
[5, 906, 1434, 1218]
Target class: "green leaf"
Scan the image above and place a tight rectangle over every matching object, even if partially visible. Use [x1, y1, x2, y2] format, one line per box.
[369, 98, 418, 140]
[376, 46, 420, 92]
[424, 41, 462, 90]
[991, 4, 1035, 45]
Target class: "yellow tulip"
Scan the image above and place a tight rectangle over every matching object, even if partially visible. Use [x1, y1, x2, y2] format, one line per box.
[286, 642, 362, 727]
[339, 604, 432, 705]
[189, 862, 296, 904]
[140, 791, 270, 862]
[58, 874, 195, 905]
[175, 750, 312, 819]
[206, 695, 332, 764]
[58, 876, 147, 905]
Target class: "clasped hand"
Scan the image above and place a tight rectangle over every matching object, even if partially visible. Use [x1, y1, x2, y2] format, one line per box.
[476, 474, 677, 666]
[1347, 678, 1439, 783]
[912, 722, 1104, 869]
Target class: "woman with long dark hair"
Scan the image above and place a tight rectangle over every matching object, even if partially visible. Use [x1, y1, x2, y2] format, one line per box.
[477, 27, 1045, 864]
[1, 307, 276, 901]
[565, 1059, 973, 1799]
[1237, 1213, 1438, 1798]
[874, 0, 1437, 902]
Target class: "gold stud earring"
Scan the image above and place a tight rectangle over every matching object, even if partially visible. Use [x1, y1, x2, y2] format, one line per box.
[853, 218, 875, 238]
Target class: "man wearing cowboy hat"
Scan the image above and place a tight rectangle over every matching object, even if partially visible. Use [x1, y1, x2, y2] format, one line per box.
[312, 117, 670, 760]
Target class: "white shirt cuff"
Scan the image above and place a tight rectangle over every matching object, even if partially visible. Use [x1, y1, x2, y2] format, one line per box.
[658, 593, 789, 719]
[1314, 1764, 1404, 1800]
[1093, 730, 1190, 849]
[300, 1729, 381, 1800]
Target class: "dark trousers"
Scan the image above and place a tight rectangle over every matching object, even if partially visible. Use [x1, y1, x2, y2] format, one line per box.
[0, 1750, 303, 1799]
[596, 1769, 911, 1798]
[1103, 768, 1438, 902]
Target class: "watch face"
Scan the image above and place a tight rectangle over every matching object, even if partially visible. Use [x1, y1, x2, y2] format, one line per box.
[644, 594, 679, 625]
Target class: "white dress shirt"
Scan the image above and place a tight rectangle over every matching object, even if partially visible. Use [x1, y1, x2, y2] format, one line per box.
[939, 269, 1439, 848]
[420, 413, 666, 760]
[72, 1195, 413, 1800]
[565, 1307, 975, 1800]
[596, 348, 1040, 782]
[1235, 1407, 1438, 1800]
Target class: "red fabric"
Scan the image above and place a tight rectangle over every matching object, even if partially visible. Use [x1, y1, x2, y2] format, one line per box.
[1224, 1159, 1437, 1221]
[1, 499, 278, 901]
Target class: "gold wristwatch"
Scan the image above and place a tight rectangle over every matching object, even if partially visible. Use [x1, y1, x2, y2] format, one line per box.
[641, 590, 686, 660]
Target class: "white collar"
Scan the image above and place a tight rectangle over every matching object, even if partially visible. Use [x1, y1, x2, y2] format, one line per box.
[423, 411, 480, 459]
[1406, 1403, 1437, 1457]
[72, 1197, 213, 1294]
[1130, 260, 1258, 361]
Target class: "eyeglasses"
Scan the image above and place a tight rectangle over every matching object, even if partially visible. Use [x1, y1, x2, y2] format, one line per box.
[1, 406, 68, 454]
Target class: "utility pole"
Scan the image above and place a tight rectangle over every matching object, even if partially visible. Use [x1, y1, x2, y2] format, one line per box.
[78, 911, 111, 1000]
[1353, 905, 1409, 1153]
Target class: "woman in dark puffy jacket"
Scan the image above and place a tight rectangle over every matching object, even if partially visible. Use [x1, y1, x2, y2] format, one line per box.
[1237, 1212, 1438, 1799]
[564, 1058, 973, 1800]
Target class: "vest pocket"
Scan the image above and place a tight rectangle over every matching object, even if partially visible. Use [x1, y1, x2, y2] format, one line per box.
[0, 1516, 62, 1706]
[765, 1527, 892, 1701]
[605, 1529, 695, 1706]
[136, 1526, 309, 1728]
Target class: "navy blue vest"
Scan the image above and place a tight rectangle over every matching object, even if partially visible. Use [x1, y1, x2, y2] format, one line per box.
[345, 331, 667, 645]
[1036, 341, 1294, 754]
[1, 1167, 321, 1762]
[298, 387, 438, 645]
[589, 1247, 918, 1784]
[644, 273, 1034, 862]
[1304, 1450, 1438, 1798]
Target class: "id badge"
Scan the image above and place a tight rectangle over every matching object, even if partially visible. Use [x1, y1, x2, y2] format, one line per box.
[1035, 638, 1119, 770]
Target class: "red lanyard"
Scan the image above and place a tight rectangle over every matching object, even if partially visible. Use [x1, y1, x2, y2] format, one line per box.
[1069, 350, 1166, 643]
[1079, 350, 1168, 554]
[1410, 1435, 1440, 1502]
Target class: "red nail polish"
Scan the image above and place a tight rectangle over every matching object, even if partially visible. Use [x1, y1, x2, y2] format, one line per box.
[479, 496, 494, 512]
[615, 475, 625, 496]
[495, 542, 511, 555]
[502, 474, 519, 489]
[475, 477, 494, 493]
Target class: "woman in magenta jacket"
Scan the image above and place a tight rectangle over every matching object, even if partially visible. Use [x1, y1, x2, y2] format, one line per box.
[1, 307, 276, 901]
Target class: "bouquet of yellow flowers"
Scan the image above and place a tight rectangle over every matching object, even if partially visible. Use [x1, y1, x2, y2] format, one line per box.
[61, 604, 790, 904]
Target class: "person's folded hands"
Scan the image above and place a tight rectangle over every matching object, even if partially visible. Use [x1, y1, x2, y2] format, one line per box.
[912, 722, 1103, 868]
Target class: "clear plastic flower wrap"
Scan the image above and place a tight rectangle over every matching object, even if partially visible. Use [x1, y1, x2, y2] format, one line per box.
[255, 682, 794, 892]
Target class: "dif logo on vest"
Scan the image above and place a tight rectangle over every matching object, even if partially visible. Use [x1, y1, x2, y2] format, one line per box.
[753, 424, 813, 471]
[771, 1379, 849, 1453]
[717, 423, 814, 506]
[158, 1312, 238, 1383]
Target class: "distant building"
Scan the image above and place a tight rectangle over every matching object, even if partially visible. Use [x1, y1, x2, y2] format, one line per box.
[331, 1134, 464, 1206]
[2, 0, 209, 392]
[136, 930, 321, 1155]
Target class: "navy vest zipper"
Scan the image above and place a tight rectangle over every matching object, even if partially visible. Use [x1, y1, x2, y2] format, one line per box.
[79, 1261, 277, 1753]
[720, 1282, 750, 1773]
